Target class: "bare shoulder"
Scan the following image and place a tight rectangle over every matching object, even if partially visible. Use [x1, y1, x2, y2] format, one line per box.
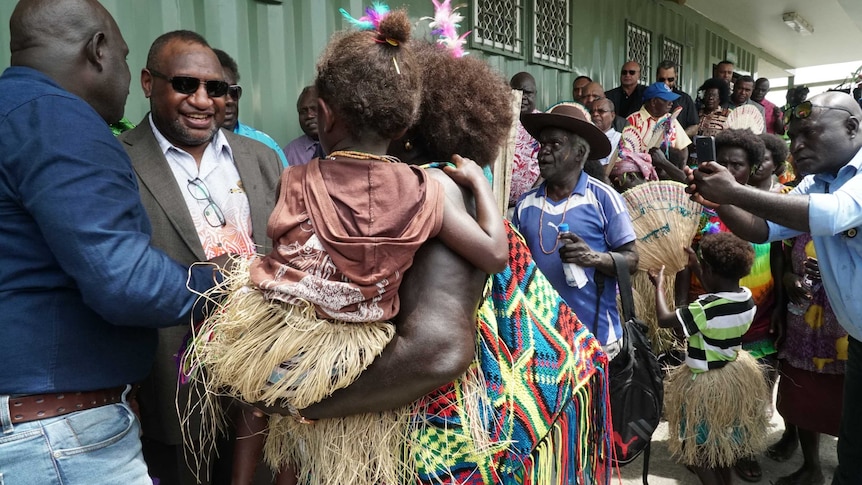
[424, 167, 472, 213]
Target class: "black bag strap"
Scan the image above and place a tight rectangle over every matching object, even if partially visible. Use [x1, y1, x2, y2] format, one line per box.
[594, 269, 605, 332]
[642, 443, 651, 485]
[608, 252, 637, 322]
[607, 252, 652, 485]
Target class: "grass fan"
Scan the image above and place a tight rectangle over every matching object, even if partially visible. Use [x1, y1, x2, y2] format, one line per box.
[622, 180, 702, 273]
[726, 104, 765, 134]
[621, 181, 702, 354]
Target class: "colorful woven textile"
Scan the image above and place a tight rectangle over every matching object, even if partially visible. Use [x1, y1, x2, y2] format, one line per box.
[411, 222, 612, 484]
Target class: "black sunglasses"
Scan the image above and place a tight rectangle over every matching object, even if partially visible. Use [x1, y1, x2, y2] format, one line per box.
[148, 69, 229, 97]
[621, 69, 638, 76]
[784, 100, 857, 125]
[228, 84, 243, 100]
[657, 77, 675, 83]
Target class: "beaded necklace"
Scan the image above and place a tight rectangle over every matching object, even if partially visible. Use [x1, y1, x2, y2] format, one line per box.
[328, 150, 400, 164]
[537, 193, 572, 255]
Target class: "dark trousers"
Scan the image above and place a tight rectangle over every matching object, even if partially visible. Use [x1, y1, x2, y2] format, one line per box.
[833, 336, 862, 484]
[142, 435, 235, 485]
[142, 422, 274, 485]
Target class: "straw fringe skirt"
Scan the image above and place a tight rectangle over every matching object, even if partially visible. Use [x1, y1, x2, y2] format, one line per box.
[664, 350, 769, 467]
[184, 262, 411, 484]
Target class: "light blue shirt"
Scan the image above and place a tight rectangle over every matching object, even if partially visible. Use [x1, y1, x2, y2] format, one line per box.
[234, 121, 288, 167]
[767, 146, 862, 340]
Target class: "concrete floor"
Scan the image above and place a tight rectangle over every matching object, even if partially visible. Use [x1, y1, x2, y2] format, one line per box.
[615, 403, 839, 485]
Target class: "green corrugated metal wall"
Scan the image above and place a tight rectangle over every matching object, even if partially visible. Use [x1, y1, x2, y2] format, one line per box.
[0, 0, 789, 147]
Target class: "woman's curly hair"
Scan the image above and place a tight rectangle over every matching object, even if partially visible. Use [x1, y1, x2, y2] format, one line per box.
[716, 128, 765, 169]
[408, 41, 514, 167]
[759, 132, 789, 174]
[698, 77, 731, 107]
[315, 9, 421, 140]
[699, 232, 754, 280]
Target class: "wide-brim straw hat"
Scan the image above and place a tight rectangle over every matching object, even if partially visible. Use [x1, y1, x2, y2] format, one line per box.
[521, 103, 612, 159]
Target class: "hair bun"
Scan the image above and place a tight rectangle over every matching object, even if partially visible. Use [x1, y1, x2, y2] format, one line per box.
[377, 9, 411, 45]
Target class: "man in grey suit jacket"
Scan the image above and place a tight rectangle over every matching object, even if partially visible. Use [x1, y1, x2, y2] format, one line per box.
[119, 30, 281, 485]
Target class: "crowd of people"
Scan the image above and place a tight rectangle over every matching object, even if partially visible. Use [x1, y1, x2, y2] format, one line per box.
[3, 1, 862, 485]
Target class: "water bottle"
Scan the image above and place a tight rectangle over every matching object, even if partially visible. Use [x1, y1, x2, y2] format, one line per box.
[557, 223, 588, 288]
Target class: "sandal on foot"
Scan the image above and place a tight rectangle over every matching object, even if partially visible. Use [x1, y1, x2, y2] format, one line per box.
[734, 456, 762, 482]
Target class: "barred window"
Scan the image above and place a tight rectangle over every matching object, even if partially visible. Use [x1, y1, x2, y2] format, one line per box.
[532, 0, 571, 68]
[472, 0, 523, 57]
[662, 37, 684, 81]
[626, 22, 652, 85]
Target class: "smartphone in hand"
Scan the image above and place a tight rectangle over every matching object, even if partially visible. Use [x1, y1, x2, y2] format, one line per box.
[694, 135, 716, 162]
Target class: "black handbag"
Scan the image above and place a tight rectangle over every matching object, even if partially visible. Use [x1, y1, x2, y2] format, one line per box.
[596, 253, 664, 485]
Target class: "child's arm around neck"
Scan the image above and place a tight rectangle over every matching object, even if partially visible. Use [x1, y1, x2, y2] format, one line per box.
[434, 154, 508, 274]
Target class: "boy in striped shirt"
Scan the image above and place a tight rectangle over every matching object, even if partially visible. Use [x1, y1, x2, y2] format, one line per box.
[651, 232, 769, 485]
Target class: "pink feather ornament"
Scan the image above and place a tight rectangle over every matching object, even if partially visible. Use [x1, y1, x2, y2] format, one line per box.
[425, 0, 470, 57]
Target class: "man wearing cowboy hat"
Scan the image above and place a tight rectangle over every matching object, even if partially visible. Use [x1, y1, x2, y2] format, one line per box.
[512, 103, 638, 357]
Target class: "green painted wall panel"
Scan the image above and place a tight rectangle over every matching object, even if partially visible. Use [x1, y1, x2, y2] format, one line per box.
[0, 0, 791, 148]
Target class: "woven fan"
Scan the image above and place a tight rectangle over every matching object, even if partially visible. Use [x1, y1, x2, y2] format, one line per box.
[726, 104, 765, 134]
[619, 125, 644, 153]
[608, 125, 643, 173]
[621, 180, 700, 355]
[622, 180, 702, 273]
[642, 106, 682, 151]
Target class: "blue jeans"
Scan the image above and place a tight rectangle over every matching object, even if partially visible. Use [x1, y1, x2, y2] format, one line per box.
[833, 336, 862, 485]
[0, 387, 152, 485]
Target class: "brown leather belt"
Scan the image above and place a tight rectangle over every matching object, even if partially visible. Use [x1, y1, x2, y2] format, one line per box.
[8, 386, 132, 424]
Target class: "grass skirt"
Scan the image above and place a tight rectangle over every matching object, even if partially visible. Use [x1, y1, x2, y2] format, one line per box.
[664, 350, 769, 467]
[182, 261, 404, 484]
[265, 410, 415, 485]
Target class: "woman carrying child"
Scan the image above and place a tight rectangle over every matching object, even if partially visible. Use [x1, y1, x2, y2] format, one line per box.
[183, 7, 507, 485]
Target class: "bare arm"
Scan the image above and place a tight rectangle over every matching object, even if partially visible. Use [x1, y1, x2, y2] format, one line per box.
[649, 148, 687, 183]
[686, 162, 811, 242]
[649, 266, 682, 329]
[768, 241, 786, 337]
[437, 155, 508, 274]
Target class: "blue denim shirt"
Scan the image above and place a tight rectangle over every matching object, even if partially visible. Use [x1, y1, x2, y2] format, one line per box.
[0, 67, 217, 394]
[768, 146, 862, 341]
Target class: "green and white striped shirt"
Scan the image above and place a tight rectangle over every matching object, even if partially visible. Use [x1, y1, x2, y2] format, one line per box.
[676, 288, 756, 373]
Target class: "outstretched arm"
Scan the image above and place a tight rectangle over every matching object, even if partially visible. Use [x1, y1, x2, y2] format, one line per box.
[686, 162, 810, 242]
[649, 266, 682, 329]
[437, 155, 508, 274]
